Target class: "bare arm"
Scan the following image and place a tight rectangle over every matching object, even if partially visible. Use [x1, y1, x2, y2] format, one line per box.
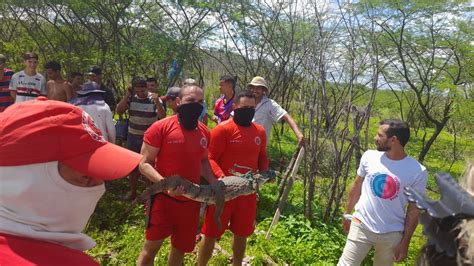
[105, 107, 116, 143]
[138, 142, 164, 183]
[394, 203, 421, 262]
[116, 89, 130, 115]
[9, 74, 17, 102]
[46, 81, 53, 99]
[201, 114, 208, 126]
[65, 83, 73, 101]
[342, 175, 364, 233]
[10, 91, 16, 102]
[282, 113, 304, 145]
[200, 150, 218, 184]
[154, 96, 166, 119]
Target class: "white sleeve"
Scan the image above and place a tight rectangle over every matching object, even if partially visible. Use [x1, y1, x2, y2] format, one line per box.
[9, 73, 18, 91]
[40, 76, 47, 95]
[105, 106, 116, 143]
[269, 99, 287, 123]
[356, 151, 369, 178]
[412, 169, 428, 195]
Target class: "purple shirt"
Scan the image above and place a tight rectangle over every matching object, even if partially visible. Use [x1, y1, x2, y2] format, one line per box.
[213, 95, 234, 124]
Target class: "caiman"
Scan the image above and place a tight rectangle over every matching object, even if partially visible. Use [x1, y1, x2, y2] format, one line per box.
[131, 170, 276, 229]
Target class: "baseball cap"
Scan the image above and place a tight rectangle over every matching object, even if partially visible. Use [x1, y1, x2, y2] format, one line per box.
[0, 97, 141, 180]
[76, 81, 105, 96]
[87, 65, 102, 75]
[166, 86, 181, 99]
[248, 76, 268, 90]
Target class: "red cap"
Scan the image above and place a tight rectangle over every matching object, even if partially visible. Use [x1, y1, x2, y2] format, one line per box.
[0, 97, 142, 180]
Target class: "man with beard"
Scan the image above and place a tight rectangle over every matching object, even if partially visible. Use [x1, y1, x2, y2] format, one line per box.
[337, 119, 428, 266]
[198, 90, 269, 266]
[0, 97, 141, 265]
[137, 85, 218, 266]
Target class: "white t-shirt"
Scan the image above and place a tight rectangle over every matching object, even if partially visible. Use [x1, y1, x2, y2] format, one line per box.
[9, 70, 47, 103]
[353, 150, 427, 233]
[78, 101, 116, 143]
[253, 96, 287, 141]
[0, 162, 105, 251]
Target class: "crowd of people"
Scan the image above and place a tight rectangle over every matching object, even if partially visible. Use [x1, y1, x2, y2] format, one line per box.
[1, 51, 463, 266]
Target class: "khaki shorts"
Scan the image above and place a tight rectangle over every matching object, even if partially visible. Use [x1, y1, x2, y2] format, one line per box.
[337, 222, 403, 266]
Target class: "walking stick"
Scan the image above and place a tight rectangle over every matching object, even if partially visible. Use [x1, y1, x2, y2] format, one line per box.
[265, 147, 305, 240]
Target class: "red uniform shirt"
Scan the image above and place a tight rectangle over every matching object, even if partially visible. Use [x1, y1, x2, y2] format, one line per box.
[144, 115, 210, 200]
[0, 233, 99, 266]
[209, 119, 269, 177]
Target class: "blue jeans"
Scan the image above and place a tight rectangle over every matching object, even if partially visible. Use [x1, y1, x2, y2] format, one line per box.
[127, 134, 144, 153]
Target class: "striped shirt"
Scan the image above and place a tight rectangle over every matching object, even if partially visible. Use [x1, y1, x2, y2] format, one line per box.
[128, 92, 159, 136]
[9, 71, 47, 103]
[0, 68, 14, 112]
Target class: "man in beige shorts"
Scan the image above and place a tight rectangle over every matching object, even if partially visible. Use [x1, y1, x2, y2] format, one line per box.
[338, 119, 428, 265]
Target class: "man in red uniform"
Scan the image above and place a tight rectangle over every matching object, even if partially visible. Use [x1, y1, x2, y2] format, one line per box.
[198, 90, 269, 266]
[137, 85, 218, 266]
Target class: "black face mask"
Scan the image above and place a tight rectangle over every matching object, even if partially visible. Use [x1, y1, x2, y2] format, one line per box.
[233, 107, 255, 127]
[177, 102, 203, 130]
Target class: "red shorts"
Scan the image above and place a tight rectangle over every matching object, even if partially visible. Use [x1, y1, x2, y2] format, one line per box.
[145, 194, 200, 253]
[202, 194, 257, 238]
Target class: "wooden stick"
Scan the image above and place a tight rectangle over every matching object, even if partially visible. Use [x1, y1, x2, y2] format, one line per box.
[265, 147, 305, 240]
[273, 146, 301, 210]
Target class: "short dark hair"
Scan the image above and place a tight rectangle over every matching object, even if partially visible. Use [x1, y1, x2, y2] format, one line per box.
[380, 119, 410, 146]
[22, 52, 38, 61]
[132, 76, 147, 88]
[235, 90, 256, 104]
[220, 74, 237, 89]
[68, 72, 83, 79]
[146, 77, 157, 83]
[44, 61, 61, 71]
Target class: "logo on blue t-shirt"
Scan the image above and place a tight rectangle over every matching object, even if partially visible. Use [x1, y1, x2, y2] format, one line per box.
[370, 173, 400, 200]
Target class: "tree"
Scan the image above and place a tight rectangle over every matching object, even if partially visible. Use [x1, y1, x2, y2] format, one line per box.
[360, 0, 473, 162]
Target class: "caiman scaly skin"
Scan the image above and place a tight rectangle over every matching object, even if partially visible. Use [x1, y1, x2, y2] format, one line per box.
[131, 170, 275, 229]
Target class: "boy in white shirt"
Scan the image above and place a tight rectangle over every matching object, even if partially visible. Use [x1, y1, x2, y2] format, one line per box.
[9, 52, 47, 103]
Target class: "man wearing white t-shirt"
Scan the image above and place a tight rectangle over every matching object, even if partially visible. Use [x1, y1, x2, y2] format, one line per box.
[338, 119, 428, 266]
[247, 76, 304, 146]
[9, 52, 47, 103]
